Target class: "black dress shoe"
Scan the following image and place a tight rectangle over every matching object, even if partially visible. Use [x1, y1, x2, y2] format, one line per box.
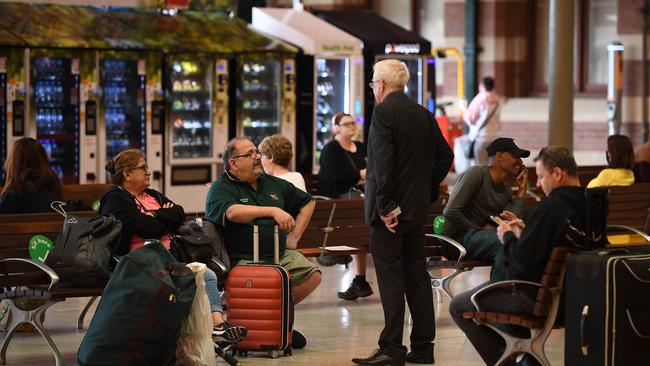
[405, 350, 434, 364]
[352, 349, 404, 366]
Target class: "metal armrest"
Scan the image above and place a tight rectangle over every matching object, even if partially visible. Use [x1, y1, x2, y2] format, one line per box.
[469, 279, 546, 313]
[312, 195, 332, 200]
[607, 225, 650, 242]
[426, 233, 467, 261]
[0, 258, 60, 291]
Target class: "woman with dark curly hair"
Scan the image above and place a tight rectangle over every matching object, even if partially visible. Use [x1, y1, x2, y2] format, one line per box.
[588, 134, 635, 188]
[0, 137, 62, 213]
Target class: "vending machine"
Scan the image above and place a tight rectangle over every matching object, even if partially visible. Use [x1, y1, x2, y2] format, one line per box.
[235, 56, 293, 148]
[316, 10, 434, 139]
[98, 51, 164, 190]
[251, 7, 364, 173]
[30, 49, 98, 184]
[164, 54, 230, 213]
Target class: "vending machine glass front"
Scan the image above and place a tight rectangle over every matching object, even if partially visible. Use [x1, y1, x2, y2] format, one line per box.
[169, 58, 213, 159]
[34, 57, 79, 183]
[314, 57, 348, 163]
[237, 59, 281, 146]
[102, 59, 146, 161]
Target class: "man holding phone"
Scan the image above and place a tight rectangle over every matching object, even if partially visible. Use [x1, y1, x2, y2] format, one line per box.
[442, 137, 530, 281]
[352, 59, 453, 366]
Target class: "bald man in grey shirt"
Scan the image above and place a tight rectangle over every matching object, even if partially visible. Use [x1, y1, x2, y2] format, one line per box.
[443, 138, 529, 281]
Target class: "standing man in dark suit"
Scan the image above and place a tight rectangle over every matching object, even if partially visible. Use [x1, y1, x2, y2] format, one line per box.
[352, 59, 453, 366]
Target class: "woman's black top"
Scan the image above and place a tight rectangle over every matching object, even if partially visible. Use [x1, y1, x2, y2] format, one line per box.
[318, 140, 367, 198]
[0, 179, 62, 213]
[100, 186, 185, 255]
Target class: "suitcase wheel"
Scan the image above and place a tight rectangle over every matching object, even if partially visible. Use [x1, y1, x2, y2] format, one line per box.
[268, 349, 279, 359]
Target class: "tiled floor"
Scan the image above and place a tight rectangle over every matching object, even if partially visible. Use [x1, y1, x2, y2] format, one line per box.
[1, 261, 565, 365]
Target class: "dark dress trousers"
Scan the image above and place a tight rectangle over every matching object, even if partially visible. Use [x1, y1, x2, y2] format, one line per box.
[364, 92, 453, 361]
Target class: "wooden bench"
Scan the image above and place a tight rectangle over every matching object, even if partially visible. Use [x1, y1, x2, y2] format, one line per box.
[0, 220, 104, 366]
[606, 182, 650, 232]
[461, 246, 577, 366]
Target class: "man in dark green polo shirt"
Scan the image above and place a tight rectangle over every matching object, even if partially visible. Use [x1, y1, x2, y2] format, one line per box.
[205, 138, 319, 347]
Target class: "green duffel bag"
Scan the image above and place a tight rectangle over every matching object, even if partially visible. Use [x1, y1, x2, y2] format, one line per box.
[78, 240, 196, 366]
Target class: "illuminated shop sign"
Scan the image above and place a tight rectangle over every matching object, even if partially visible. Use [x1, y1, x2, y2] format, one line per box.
[321, 44, 356, 53]
[384, 43, 420, 54]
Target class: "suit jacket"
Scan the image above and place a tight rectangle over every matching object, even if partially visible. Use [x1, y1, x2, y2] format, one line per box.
[364, 92, 453, 227]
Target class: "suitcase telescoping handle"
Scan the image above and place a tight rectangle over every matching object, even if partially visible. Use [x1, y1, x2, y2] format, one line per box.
[580, 305, 590, 356]
[252, 219, 280, 264]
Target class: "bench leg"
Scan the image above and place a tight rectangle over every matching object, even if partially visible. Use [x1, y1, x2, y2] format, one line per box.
[0, 298, 63, 366]
[485, 324, 551, 366]
[429, 268, 465, 303]
[77, 296, 98, 330]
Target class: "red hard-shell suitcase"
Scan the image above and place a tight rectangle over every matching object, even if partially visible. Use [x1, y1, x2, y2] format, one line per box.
[226, 224, 294, 358]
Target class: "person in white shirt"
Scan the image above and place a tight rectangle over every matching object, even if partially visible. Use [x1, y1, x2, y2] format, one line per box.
[258, 134, 307, 192]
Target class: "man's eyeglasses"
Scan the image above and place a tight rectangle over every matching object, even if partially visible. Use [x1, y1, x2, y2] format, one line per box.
[339, 121, 356, 128]
[232, 149, 261, 160]
[368, 80, 383, 89]
[133, 164, 149, 172]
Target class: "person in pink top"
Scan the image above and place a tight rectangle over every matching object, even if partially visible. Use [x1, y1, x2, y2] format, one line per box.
[100, 148, 247, 344]
[455, 77, 501, 174]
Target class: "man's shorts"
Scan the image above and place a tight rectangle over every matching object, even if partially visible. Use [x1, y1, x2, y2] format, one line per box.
[236, 249, 321, 287]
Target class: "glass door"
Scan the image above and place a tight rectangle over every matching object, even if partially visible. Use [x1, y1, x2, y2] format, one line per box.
[314, 57, 348, 165]
[34, 57, 79, 183]
[237, 58, 281, 146]
[101, 59, 145, 161]
[169, 57, 213, 159]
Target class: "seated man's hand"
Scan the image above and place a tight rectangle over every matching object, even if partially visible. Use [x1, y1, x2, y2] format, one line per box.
[496, 218, 525, 243]
[499, 210, 519, 221]
[272, 207, 296, 233]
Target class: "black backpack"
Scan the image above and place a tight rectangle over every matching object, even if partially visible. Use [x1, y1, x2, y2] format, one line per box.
[45, 214, 122, 287]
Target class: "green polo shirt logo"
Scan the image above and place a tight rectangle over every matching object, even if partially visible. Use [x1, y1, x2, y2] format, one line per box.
[270, 193, 279, 200]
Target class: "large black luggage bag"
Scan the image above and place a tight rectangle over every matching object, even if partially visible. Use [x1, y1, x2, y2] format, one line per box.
[565, 247, 650, 366]
[77, 240, 196, 366]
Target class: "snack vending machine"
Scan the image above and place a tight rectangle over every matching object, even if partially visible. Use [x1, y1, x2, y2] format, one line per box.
[164, 55, 230, 213]
[235, 56, 296, 152]
[30, 49, 98, 184]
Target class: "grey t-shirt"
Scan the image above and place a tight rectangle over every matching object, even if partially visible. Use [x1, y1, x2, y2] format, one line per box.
[442, 165, 524, 241]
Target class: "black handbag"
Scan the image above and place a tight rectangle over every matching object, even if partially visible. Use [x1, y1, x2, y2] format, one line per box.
[464, 139, 477, 159]
[170, 234, 214, 263]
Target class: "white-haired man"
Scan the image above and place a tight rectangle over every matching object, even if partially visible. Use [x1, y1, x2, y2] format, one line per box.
[352, 59, 453, 366]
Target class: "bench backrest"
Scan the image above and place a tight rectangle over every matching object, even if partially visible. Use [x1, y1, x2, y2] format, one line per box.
[533, 246, 577, 317]
[607, 183, 650, 230]
[62, 183, 111, 205]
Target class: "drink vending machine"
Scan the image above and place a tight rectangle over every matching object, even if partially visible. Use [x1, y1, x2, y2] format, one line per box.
[30, 49, 98, 184]
[98, 51, 163, 191]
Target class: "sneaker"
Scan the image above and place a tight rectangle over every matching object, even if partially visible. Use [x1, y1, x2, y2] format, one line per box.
[337, 279, 373, 300]
[292, 329, 307, 349]
[212, 322, 247, 343]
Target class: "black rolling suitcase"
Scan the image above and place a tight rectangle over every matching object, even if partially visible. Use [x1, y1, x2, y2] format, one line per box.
[565, 247, 650, 366]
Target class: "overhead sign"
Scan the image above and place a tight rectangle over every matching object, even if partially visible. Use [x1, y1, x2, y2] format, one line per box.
[384, 43, 420, 55]
[320, 44, 356, 53]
